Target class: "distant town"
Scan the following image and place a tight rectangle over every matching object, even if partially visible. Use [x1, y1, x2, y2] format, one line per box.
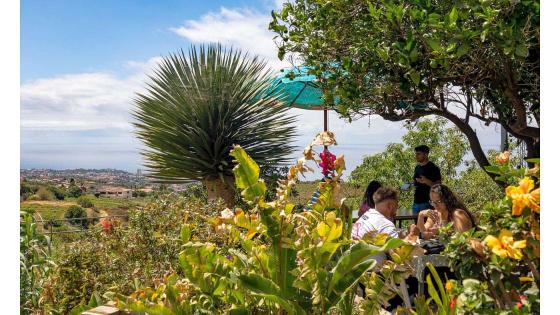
[20, 168, 191, 197]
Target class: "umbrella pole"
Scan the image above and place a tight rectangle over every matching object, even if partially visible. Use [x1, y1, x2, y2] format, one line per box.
[323, 109, 328, 151]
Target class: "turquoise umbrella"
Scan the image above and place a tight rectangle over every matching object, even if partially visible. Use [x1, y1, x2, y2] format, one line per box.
[267, 66, 334, 131]
[266, 66, 428, 131]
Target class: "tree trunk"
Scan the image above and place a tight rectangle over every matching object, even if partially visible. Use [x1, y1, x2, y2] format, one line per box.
[435, 110, 505, 187]
[204, 176, 236, 208]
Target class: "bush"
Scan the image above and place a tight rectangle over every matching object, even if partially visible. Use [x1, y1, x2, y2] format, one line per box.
[20, 181, 38, 197]
[132, 190, 148, 198]
[42, 194, 229, 313]
[64, 205, 87, 227]
[66, 185, 82, 198]
[48, 186, 66, 200]
[36, 187, 54, 201]
[27, 195, 40, 201]
[77, 195, 95, 208]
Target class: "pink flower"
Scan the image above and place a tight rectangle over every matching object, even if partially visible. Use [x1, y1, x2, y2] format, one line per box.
[319, 149, 336, 176]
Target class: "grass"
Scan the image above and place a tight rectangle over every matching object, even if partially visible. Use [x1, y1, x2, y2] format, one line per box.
[288, 180, 363, 210]
[21, 196, 150, 226]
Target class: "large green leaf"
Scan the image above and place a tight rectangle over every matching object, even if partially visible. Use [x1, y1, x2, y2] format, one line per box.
[230, 145, 267, 203]
[328, 238, 405, 293]
[238, 273, 305, 315]
[326, 259, 376, 309]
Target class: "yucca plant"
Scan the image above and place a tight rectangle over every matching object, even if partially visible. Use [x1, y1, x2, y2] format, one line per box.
[132, 44, 297, 206]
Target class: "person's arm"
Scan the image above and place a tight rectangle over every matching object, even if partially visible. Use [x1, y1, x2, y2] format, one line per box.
[416, 210, 439, 239]
[418, 165, 442, 187]
[451, 209, 473, 233]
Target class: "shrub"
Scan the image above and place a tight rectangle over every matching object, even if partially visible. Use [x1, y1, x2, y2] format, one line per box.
[64, 205, 87, 227]
[42, 194, 228, 313]
[20, 181, 39, 199]
[27, 195, 41, 201]
[36, 186, 54, 201]
[48, 186, 66, 200]
[77, 195, 95, 208]
[66, 185, 82, 198]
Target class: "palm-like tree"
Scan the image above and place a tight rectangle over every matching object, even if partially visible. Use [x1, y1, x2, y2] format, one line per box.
[132, 45, 297, 206]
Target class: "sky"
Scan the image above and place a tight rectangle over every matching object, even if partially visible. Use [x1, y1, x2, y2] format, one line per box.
[20, 0, 503, 180]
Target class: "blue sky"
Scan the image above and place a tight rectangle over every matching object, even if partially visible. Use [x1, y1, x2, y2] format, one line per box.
[20, 0, 502, 179]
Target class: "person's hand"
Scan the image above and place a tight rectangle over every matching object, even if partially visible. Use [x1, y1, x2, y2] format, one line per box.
[408, 224, 420, 236]
[426, 210, 440, 224]
[418, 209, 433, 218]
[416, 175, 432, 186]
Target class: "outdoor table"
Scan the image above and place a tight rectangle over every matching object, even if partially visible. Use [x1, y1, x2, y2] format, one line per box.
[394, 214, 417, 228]
[411, 254, 450, 296]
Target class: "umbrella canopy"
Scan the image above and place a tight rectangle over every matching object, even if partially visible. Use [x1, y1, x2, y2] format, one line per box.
[268, 66, 330, 110]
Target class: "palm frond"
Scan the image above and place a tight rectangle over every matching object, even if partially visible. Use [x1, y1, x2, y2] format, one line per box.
[132, 44, 298, 183]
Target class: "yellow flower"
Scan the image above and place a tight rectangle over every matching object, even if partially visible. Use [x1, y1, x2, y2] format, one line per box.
[496, 151, 511, 165]
[445, 280, 454, 292]
[484, 229, 526, 260]
[505, 177, 540, 215]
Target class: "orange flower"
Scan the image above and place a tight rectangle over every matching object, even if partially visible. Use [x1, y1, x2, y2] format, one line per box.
[526, 164, 540, 177]
[496, 151, 511, 165]
[484, 229, 526, 260]
[505, 177, 540, 215]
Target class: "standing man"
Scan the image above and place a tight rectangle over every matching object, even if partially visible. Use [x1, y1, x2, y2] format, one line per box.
[412, 145, 441, 215]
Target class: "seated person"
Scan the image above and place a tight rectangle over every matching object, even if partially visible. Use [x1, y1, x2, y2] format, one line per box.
[357, 180, 382, 217]
[410, 184, 476, 239]
[352, 187, 408, 266]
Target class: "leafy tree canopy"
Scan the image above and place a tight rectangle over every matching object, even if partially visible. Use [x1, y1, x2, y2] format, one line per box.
[270, 0, 540, 175]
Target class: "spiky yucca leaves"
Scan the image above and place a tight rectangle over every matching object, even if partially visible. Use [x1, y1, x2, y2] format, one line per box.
[133, 45, 297, 205]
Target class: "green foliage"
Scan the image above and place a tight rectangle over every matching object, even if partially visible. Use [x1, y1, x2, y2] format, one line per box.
[115, 142, 416, 314]
[132, 44, 297, 189]
[270, 0, 539, 168]
[441, 161, 540, 312]
[64, 205, 87, 227]
[447, 161, 502, 214]
[349, 117, 468, 211]
[48, 186, 66, 200]
[66, 185, 83, 198]
[77, 195, 95, 208]
[36, 186, 55, 201]
[132, 190, 148, 198]
[20, 210, 55, 315]
[42, 195, 229, 314]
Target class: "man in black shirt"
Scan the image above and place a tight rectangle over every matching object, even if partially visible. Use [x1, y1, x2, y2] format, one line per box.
[412, 145, 441, 215]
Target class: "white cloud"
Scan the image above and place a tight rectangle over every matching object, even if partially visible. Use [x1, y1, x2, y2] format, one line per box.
[170, 7, 291, 70]
[21, 72, 139, 131]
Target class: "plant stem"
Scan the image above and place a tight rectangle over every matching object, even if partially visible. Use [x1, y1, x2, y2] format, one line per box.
[527, 259, 540, 283]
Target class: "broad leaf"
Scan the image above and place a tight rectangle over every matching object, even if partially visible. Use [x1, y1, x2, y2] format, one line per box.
[230, 145, 267, 203]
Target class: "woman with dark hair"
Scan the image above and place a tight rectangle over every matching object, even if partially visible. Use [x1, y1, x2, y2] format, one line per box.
[411, 184, 476, 239]
[358, 180, 382, 217]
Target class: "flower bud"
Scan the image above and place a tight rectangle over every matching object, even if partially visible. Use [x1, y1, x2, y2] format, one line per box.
[495, 151, 510, 165]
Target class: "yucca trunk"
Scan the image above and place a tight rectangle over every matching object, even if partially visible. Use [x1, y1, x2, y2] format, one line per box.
[204, 176, 235, 208]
